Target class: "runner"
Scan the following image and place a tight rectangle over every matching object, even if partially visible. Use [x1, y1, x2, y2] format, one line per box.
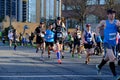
[45, 24, 55, 58]
[72, 26, 82, 58]
[94, 32, 103, 55]
[8, 30, 13, 47]
[34, 21, 45, 59]
[13, 29, 18, 50]
[67, 32, 74, 53]
[96, 9, 120, 80]
[53, 17, 66, 59]
[82, 24, 96, 64]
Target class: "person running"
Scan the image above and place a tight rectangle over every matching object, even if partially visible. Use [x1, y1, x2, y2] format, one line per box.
[72, 26, 82, 58]
[29, 32, 35, 46]
[53, 17, 66, 59]
[8, 30, 13, 47]
[67, 32, 74, 53]
[35, 21, 45, 58]
[94, 32, 103, 55]
[96, 9, 120, 80]
[13, 29, 18, 50]
[45, 24, 55, 59]
[82, 24, 96, 64]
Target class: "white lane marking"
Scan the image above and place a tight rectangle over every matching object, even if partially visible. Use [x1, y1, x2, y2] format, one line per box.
[0, 75, 113, 78]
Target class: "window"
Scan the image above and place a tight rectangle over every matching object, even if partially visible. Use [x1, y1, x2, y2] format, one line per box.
[100, 0, 105, 5]
[87, 0, 97, 5]
[67, 6, 72, 10]
[86, 14, 98, 23]
[62, 4, 65, 10]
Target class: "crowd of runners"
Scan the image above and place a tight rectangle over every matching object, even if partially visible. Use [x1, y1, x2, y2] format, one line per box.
[6, 9, 120, 80]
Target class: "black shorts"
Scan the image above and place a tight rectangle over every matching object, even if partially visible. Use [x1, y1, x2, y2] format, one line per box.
[36, 36, 44, 44]
[84, 43, 93, 49]
[55, 38, 63, 44]
[74, 41, 80, 48]
[45, 42, 54, 47]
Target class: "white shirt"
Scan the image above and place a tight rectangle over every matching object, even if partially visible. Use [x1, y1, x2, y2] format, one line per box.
[8, 32, 13, 40]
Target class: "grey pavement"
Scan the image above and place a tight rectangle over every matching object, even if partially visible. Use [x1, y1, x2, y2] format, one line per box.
[0, 45, 120, 80]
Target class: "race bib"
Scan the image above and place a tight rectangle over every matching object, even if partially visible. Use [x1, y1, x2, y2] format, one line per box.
[57, 33, 62, 38]
[109, 33, 116, 40]
[40, 33, 44, 37]
[77, 35, 81, 39]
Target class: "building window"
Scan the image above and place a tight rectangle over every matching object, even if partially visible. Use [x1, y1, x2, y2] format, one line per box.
[67, 6, 73, 10]
[41, 0, 44, 18]
[28, 0, 36, 22]
[87, 0, 98, 5]
[100, 0, 105, 5]
[62, 4, 65, 10]
[86, 14, 98, 24]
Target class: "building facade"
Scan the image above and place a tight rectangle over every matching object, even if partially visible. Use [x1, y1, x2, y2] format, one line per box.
[28, 0, 61, 23]
[0, 0, 28, 22]
[0, 0, 62, 23]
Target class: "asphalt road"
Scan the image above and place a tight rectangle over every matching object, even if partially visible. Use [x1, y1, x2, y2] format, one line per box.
[0, 45, 120, 80]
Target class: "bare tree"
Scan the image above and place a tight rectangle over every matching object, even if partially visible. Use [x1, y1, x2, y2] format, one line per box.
[104, 0, 120, 19]
[105, 0, 114, 9]
[62, 0, 101, 31]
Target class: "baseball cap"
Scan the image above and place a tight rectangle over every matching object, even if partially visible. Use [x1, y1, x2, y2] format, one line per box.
[40, 21, 44, 24]
[86, 24, 91, 27]
[57, 17, 61, 20]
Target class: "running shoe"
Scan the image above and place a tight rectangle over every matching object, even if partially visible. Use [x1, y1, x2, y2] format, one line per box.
[14, 45, 16, 51]
[78, 54, 81, 59]
[40, 57, 44, 61]
[48, 55, 50, 59]
[58, 59, 62, 64]
[85, 61, 88, 64]
[36, 48, 38, 53]
[62, 55, 64, 59]
[113, 75, 120, 80]
[72, 54, 74, 58]
[96, 64, 101, 75]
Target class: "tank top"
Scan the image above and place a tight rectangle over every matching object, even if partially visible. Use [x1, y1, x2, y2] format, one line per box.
[74, 30, 81, 42]
[84, 30, 93, 44]
[104, 20, 117, 46]
[55, 23, 63, 38]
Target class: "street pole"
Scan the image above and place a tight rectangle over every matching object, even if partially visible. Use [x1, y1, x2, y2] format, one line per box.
[66, 17, 68, 31]
[57, 0, 61, 17]
[49, 0, 50, 25]
[58, 0, 59, 17]
[10, 0, 12, 29]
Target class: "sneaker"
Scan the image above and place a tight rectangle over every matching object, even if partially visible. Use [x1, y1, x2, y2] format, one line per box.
[116, 76, 120, 80]
[72, 54, 74, 58]
[115, 76, 120, 80]
[96, 64, 101, 75]
[85, 61, 88, 64]
[58, 59, 62, 64]
[78, 54, 81, 59]
[36, 49, 38, 53]
[14, 45, 17, 51]
[48, 55, 50, 59]
[62, 55, 64, 59]
[40, 57, 44, 61]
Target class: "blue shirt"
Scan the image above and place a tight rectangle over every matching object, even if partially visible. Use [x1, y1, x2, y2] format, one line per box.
[45, 29, 55, 42]
[104, 20, 117, 46]
[95, 35, 102, 43]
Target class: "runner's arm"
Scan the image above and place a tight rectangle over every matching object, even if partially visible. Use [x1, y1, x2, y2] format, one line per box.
[82, 31, 87, 43]
[116, 20, 120, 27]
[96, 20, 105, 35]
